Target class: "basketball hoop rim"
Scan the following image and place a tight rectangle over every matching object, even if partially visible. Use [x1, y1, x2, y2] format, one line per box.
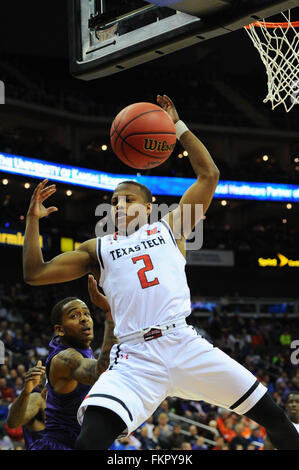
[245, 21, 299, 29]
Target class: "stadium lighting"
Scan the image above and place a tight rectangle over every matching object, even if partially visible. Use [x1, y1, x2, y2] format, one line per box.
[2, 179, 8, 185]
[183, 151, 188, 157]
[221, 200, 227, 206]
[178, 153, 183, 159]
[2, 152, 299, 202]
[101, 144, 108, 151]
[262, 155, 269, 162]
[294, 157, 299, 163]
[282, 218, 287, 224]
[286, 203, 292, 209]
[24, 182, 30, 189]
[66, 190, 72, 196]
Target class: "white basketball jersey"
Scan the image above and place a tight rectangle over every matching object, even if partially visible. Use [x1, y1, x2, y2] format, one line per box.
[97, 219, 191, 337]
[293, 422, 299, 433]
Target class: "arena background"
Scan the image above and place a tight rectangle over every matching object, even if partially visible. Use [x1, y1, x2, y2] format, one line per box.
[0, 0, 298, 451]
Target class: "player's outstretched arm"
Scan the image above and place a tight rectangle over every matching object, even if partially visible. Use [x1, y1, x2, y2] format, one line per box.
[96, 318, 116, 376]
[87, 275, 118, 376]
[23, 179, 95, 285]
[7, 362, 45, 428]
[263, 435, 275, 450]
[158, 95, 220, 238]
[52, 336, 114, 387]
[52, 349, 99, 387]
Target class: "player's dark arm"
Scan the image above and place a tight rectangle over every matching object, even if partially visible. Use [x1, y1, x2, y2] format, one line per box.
[96, 312, 117, 376]
[175, 130, 219, 234]
[263, 435, 275, 450]
[7, 363, 45, 428]
[87, 274, 118, 376]
[158, 95, 219, 236]
[52, 349, 99, 386]
[7, 392, 44, 428]
[23, 179, 95, 285]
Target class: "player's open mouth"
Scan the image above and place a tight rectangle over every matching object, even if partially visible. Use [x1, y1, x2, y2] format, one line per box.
[81, 327, 92, 334]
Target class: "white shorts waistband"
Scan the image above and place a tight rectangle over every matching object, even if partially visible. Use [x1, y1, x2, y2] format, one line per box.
[117, 317, 188, 345]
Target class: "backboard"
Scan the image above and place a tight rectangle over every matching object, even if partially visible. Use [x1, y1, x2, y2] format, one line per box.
[68, 0, 299, 80]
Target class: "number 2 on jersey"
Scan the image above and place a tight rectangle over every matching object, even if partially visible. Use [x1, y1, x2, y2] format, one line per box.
[132, 254, 160, 289]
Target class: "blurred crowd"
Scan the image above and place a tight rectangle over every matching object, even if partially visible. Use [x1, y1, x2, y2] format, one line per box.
[0, 58, 250, 128]
[2, 50, 297, 134]
[0, 123, 295, 184]
[0, 281, 298, 450]
[0, 51, 298, 186]
[203, 223, 299, 261]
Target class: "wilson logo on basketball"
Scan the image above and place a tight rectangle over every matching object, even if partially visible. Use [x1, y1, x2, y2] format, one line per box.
[143, 139, 175, 153]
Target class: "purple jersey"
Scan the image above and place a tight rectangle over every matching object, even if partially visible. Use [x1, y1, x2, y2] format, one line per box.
[30, 336, 94, 450]
[23, 426, 44, 450]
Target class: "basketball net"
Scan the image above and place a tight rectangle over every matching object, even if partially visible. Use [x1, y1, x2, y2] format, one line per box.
[245, 10, 299, 112]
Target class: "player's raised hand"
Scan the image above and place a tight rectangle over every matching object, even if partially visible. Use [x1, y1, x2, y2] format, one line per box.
[27, 179, 58, 219]
[157, 94, 180, 124]
[88, 274, 111, 315]
[23, 360, 46, 394]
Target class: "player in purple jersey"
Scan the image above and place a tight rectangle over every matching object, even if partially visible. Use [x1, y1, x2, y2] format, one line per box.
[8, 277, 116, 450]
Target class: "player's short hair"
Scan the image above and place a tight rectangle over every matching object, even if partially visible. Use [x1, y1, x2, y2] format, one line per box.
[285, 390, 299, 402]
[51, 297, 78, 326]
[115, 180, 153, 203]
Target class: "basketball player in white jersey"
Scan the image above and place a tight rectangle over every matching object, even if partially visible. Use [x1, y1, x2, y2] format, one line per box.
[23, 95, 299, 450]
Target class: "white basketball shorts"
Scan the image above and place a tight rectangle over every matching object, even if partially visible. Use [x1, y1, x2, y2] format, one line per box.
[77, 326, 267, 435]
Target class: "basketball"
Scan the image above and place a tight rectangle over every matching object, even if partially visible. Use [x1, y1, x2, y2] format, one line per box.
[110, 102, 176, 169]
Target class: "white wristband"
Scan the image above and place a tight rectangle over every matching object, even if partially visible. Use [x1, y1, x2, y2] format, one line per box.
[175, 120, 189, 140]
